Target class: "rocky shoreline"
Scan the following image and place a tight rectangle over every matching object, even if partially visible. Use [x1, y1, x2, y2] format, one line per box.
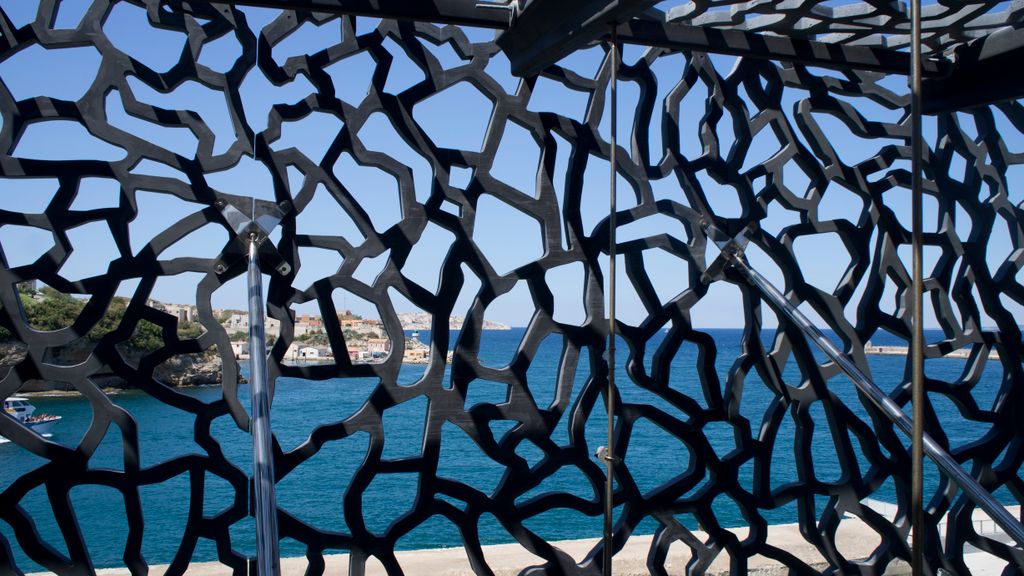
[0, 341, 236, 393]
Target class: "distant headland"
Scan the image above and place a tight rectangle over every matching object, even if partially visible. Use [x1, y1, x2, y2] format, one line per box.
[0, 285, 512, 392]
[397, 312, 510, 331]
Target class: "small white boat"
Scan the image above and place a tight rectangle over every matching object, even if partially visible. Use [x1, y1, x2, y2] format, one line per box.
[3, 397, 61, 435]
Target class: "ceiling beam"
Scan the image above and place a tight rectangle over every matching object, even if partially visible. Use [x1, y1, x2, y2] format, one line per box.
[205, 0, 512, 29]
[617, 19, 952, 78]
[495, 0, 661, 77]
[200, 1, 952, 78]
[922, 26, 1024, 114]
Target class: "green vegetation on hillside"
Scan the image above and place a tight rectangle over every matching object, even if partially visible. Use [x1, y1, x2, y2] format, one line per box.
[342, 329, 381, 341]
[296, 332, 328, 345]
[1, 285, 203, 352]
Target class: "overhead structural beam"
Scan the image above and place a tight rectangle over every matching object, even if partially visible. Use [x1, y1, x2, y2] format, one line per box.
[207, 0, 952, 78]
[208, 0, 513, 28]
[922, 25, 1024, 114]
[495, 0, 661, 77]
[617, 19, 951, 77]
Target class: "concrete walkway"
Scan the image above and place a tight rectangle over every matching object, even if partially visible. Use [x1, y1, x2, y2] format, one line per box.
[27, 519, 901, 576]
[27, 509, 1021, 575]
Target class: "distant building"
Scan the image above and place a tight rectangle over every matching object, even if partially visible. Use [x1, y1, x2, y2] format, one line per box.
[296, 314, 323, 328]
[223, 313, 248, 333]
[403, 332, 429, 363]
[266, 317, 281, 337]
[285, 344, 323, 361]
[223, 313, 280, 338]
[403, 346, 428, 363]
[230, 341, 249, 358]
[162, 303, 195, 323]
[366, 338, 391, 357]
[341, 317, 384, 338]
[294, 314, 325, 337]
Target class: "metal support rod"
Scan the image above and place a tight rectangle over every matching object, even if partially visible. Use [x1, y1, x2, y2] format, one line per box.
[603, 27, 620, 576]
[910, 0, 926, 572]
[248, 237, 281, 576]
[724, 256, 1024, 549]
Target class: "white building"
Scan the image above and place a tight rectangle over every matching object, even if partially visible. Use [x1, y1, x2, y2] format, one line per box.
[230, 341, 249, 357]
[340, 318, 384, 338]
[222, 313, 281, 337]
[285, 344, 322, 361]
[162, 303, 195, 323]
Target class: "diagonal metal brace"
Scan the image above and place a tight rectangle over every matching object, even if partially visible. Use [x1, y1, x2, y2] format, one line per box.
[213, 195, 292, 277]
[697, 222, 1024, 550]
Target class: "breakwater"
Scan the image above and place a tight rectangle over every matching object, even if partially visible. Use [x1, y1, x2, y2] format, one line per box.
[865, 344, 1001, 360]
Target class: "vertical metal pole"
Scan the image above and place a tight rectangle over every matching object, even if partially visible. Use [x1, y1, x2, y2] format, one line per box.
[910, 1, 925, 573]
[248, 237, 281, 576]
[603, 27, 620, 576]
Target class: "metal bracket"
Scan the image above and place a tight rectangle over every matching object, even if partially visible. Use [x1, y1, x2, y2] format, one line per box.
[922, 25, 1024, 114]
[475, 0, 520, 27]
[496, 0, 661, 76]
[699, 220, 754, 285]
[212, 195, 292, 277]
[595, 445, 621, 465]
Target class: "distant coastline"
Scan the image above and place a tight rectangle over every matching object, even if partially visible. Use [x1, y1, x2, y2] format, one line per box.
[398, 312, 510, 331]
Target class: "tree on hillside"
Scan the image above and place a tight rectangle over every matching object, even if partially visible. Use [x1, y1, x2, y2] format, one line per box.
[0, 290, 198, 352]
[217, 309, 242, 323]
[337, 309, 363, 321]
[24, 289, 83, 331]
[297, 332, 328, 346]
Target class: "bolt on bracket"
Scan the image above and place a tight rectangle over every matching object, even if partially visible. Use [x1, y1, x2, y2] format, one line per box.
[699, 220, 755, 285]
[212, 195, 292, 277]
[595, 445, 621, 465]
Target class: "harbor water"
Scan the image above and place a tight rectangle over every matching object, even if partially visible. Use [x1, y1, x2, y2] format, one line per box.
[0, 328, 1012, 572]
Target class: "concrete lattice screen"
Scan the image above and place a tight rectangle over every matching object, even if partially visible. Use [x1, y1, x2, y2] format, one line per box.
[0, 0, 1022, 574]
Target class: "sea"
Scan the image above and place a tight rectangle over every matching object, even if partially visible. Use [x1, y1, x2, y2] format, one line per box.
[0, 328, 1014, 572]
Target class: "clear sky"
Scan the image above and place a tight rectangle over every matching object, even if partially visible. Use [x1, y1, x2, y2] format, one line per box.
[0, 0, 1021, 329]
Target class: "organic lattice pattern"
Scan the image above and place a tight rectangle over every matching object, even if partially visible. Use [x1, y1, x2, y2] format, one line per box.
[660, 0, 1021, 53]
[0, 1, 1022, 575]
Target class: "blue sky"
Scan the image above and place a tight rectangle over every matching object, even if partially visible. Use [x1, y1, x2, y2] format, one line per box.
[0, 0, 1021, 329]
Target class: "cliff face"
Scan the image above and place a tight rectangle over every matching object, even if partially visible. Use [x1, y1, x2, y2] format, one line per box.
[153, 353, 229, 387]
[0, 341, 235, 392]
[0, 341, 27, 366]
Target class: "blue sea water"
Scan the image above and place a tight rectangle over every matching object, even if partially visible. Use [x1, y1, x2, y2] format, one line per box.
[0, 328, 1013, 572]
